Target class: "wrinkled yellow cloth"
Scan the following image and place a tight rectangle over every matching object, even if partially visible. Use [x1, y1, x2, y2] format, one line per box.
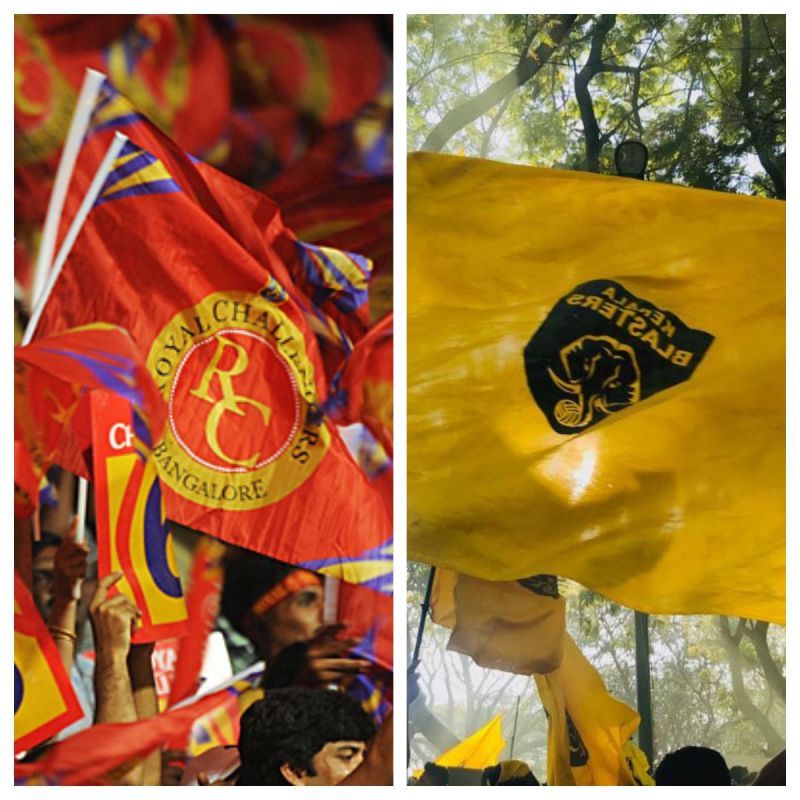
[409, 152, 784, 623]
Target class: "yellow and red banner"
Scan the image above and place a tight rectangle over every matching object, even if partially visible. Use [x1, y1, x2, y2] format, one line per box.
[14, 322, 165, 516]
[14, 571, 83, 754]
[37, 137, 391, 585]
[91, 391, 188, 642]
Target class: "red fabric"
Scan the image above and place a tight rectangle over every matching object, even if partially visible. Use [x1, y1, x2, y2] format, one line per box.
[14, 571, 83, 754]
[14, 323, 165, 515]
[14, 690, 228, 785]
[168, 536, 227, 706]
[225, 16, 387, 127]
[329, 313, 393, 457]
[52, 80, 366, 377]
[338, 580, 392, 671]
[36, 141, 391, 579]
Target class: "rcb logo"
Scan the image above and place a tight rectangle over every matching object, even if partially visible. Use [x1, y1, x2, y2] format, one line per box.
[524, 279, 714, 434]
[148, 291, 329, 510]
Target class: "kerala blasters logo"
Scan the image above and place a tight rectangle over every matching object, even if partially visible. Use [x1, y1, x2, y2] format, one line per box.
[548, 335, 641, 430]
[148, 291, 329, 511]
[524, 279, 714, 434]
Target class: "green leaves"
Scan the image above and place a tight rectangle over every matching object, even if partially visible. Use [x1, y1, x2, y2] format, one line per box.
[408, 13, 785, 197]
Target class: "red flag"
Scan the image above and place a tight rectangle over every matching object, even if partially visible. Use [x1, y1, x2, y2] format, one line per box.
[13, 688, 230, 785]
[327, 312, 393, 457]
[50, 75, 368, 374]
[37, 139, 391, 583]
[168, 536, 227, 706]
[224, 16, 387, 127]
[338, 579, 393, 671]
[14, 323, 165, 515]
[90, 391, 188, 642]
[14, 571, 83, 754]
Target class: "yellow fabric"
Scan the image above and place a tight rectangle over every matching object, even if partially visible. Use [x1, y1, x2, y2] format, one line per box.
[431, 569, 565, 674]
[434, 714, 506, 770]
[408, 152, 785, 623]
[623, 739, 656, 786]
[534, 635, 642, 786]
[497, 759, 535, 783]
[429, 568, 457, 627]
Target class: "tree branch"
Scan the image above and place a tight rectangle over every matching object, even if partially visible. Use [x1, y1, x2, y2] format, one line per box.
[574, 14, 617, 171]
[421, 14, 578, 152]
[717, 616, 784, 753]
[736, 14, 785, 198]
[743, 621, 786, 704]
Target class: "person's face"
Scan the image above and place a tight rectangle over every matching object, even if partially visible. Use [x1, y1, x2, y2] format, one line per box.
[32, 545, 57, 616]
[262, 583, 324, 657]
[283, 741, 367, 786]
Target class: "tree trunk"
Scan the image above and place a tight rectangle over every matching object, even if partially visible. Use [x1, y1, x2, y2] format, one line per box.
[574, 14, 616, 172]
[744, 621, 786, 704]
[422, 14, 578, 152]
[717, 617, 785, 753]
[736, 14, 786, 198]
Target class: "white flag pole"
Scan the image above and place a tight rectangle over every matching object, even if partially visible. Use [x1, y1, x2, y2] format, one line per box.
[23, 130, 127, 599]
[323, 576, 341, 625]
[31, 68, 106, 304]
[23, 131, 128, 346]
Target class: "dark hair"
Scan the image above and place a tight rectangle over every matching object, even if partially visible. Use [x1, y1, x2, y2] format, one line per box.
[219, 546, 297, 635]
[655, 746, 730, 786]
[32, 531, 63, 559]
[236, 688, 375, 785]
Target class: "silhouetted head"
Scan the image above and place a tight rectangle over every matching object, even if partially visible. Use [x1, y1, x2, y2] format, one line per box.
[655, 746, 730, 786]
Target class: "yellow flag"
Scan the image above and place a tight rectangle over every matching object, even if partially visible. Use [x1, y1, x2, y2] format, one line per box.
[431, 570, 565, 674]
[534, 635, 643, 786]
[434, 714, 506, 769]
[408, 152, 784, 623]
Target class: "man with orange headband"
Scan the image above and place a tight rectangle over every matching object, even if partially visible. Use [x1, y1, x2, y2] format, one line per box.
[219, 547, 372, 688]
[179, 548, 379, 785]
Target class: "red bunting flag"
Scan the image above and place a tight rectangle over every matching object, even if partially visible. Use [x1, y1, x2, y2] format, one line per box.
[338, 579, 393, 671]
[14, 571, 83, 754]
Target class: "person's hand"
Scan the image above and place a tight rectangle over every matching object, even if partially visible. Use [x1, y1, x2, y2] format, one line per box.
[90, 572, 140, 661]
[301, 624, 373, 686]
[52, 519, 89, 601]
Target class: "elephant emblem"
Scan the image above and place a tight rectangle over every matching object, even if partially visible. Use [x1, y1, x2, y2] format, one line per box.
[547, 335, 641, 429]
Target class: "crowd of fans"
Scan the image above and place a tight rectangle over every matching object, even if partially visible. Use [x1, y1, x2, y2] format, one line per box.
[19, 475, 392, 786]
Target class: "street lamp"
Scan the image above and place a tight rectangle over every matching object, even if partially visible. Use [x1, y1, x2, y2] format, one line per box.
[614, 139, 649, 180]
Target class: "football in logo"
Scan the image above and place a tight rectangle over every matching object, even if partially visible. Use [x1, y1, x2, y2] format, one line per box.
[524, 279, 714, 434]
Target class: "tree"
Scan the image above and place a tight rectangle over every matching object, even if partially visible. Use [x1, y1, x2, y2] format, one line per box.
[407, 13, 785, 777]
[408, 14, 786, 197]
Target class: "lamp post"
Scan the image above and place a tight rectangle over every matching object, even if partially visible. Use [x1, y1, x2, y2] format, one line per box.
[614, 139, 649, 180]
[614, 138, 654, 766]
